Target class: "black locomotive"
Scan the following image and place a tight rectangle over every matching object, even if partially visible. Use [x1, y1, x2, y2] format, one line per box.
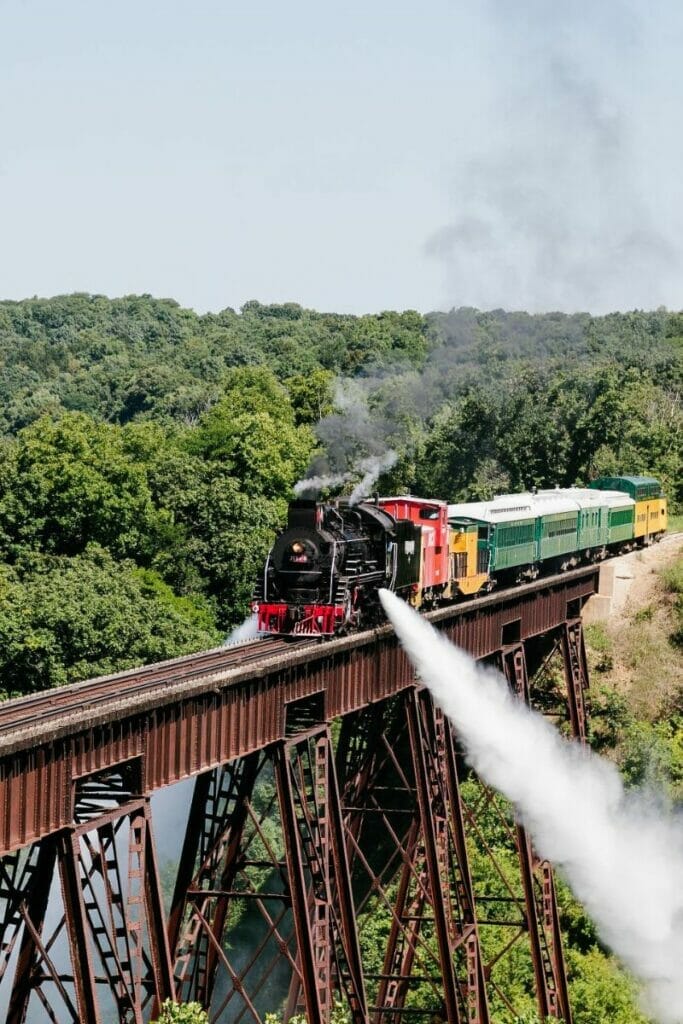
[253, 499, 421, 635]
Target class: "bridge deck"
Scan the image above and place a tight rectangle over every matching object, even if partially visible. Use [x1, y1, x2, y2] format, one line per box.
[0, 566, 598, 855]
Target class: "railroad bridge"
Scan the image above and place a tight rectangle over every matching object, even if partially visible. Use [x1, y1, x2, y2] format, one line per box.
[0, 567, 598, 1024]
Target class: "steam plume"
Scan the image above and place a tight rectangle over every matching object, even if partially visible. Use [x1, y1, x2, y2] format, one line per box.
[294, 471, 353, 497]
[347, 451, 398, 502]
[379, 588, 683, 1024]
[224, 614, 259, 645]
[294, 450, 397, 503]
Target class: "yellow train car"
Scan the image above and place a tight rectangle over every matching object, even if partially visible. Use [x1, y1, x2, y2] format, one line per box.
[447, 518, 490, 596]
[634, 497, 667, 540]
[590, 476, 667, 543]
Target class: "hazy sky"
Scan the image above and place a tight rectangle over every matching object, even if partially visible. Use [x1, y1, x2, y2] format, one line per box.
[2, 1, 682, 314]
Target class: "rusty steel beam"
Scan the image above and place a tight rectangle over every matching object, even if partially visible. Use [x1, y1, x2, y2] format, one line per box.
[6, 837, 58, 1024]
[320, 732, 369, 1022]
[497, 641, 573, 1024]
[172, 757, 260, 1006]
[274, 741, 325, 1024]
[57, 830, 99, 1023]
[0, 569, 598, 858]
[405, 689, 465, 1023]
[562, 620, 590, 744]
[141, 801, 176, 1013]
[0, 572, 598, 1023]
[337, 689, 490, 1024]
[373, 818, 424, 1019]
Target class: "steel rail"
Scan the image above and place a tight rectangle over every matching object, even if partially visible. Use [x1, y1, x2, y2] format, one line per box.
[0, 637, 305, 732]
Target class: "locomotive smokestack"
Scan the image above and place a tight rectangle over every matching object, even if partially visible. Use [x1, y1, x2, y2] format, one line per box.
[287, 500, 319, 530]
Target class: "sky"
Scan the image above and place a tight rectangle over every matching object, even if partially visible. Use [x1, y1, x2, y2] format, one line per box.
[1, 0, 682, 315]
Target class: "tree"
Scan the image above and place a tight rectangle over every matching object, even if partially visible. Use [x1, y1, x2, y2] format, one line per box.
[567, 947, 650, 1024]
[414, 392, 501, 500]
[151, 1000, 209, 1024]
[148, 459, 284, 629]
[0, 413, 168, 562]
[0, 546, 219, 696]
[189, 367, 314, 499]
[285, 368, 335, 425]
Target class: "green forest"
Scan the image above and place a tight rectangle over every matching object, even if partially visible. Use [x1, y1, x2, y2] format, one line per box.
[0, 293, 680, 697]
[1, 293, 682, 1023]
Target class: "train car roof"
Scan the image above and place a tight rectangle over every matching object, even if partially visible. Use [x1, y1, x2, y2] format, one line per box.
[448, 497, 531, 525]
[448, 493, 572, 524]
[448, 488, 635, 525]
[597, 475, 660, 486]
[378, 495, 447, 508]
[589, 475, 662, 499]
[537, 487, 635, 510]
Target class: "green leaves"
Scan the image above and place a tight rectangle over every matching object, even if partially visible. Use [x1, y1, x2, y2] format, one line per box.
[150, 1000, 209, 1024]
[0, 414, 167, 561]
[567, 947, 650, 1024]
[0, 547, 220, 696]
[0, 374, 307, 687]
[0, 294, 679, 698]
[412, 361, 681, 509]
[189, 367, 315, 499]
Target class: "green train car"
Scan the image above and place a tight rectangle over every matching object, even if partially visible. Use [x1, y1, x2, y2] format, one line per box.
[589, 475, 667, 544]
[447, 477, 667, 591]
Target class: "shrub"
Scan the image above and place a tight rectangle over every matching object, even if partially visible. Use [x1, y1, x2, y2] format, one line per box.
[151, 1000, 209, 1024]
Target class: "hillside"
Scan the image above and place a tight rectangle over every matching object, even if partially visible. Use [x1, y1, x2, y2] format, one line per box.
[0, 294, 680, 696]
[586, 536, 683, 794]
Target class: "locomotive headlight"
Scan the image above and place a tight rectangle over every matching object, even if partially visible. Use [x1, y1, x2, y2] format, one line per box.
[291, 541, 305, 555]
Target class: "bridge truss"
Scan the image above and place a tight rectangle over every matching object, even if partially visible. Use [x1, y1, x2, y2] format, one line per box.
[0, 569, 596, 1023]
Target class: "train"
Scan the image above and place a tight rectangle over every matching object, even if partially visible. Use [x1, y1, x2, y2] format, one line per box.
[252, 476, 667, 637]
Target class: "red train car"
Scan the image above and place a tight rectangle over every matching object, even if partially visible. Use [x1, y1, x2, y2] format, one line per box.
[378, 496, 449, 604]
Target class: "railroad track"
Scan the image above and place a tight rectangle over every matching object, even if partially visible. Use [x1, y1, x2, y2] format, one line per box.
[5, 540, 675, 741]
[0, 634, 310, 737]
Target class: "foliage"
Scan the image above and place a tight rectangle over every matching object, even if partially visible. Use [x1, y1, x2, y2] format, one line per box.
[567, 947, 650, 1024]
[150, 1000, 209, 1024]
[587, 685, 629, 750]
[0, 413, 167, 562]
[187, 367, 314, 498]
[265, 1000, 350, 1024]
[285, 368, 335, 425]
[661, 555, 683, 648]
[0, 546, 219, 697]
[0, 292, 679, 693]
[0, 293, 679, 1021]
[662, 557, 683, 596]
[413, 364, 682, 507]
[617, 717, 683, 796]
[583, 625, 614, 674]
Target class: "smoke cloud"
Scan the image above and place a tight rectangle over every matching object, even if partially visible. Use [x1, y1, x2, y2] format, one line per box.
[427, 1, 682, 313]
[346, 450, 398, 503]
[379, 588, 683, 1024]
[293, 470, 352, 497]
[294, 450, 398, 503]
[295, 378, 401, 501]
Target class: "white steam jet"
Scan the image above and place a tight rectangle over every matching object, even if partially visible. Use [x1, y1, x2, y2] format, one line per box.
[379, 588, 683, 1024]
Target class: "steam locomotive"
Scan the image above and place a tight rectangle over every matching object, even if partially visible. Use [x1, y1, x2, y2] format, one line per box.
[252, 477, 667, 637]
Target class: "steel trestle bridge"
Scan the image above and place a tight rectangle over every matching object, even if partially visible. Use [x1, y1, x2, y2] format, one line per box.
[0, 567, 598, 1024]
